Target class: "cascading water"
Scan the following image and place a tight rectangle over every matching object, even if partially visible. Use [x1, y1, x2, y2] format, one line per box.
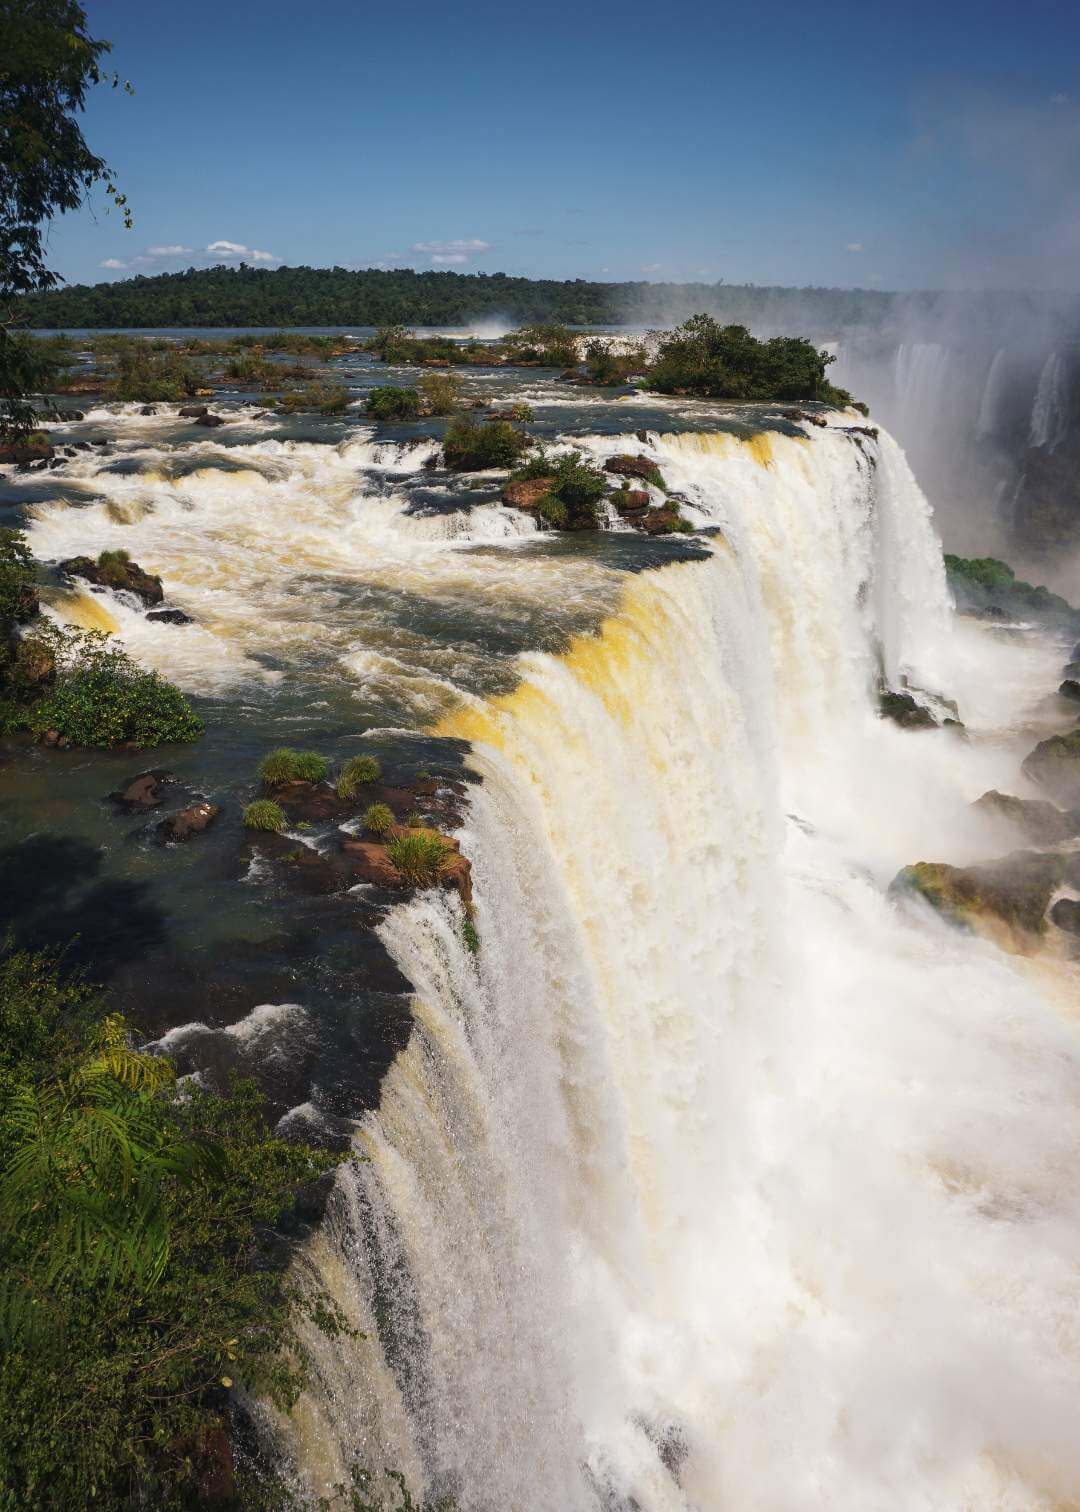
[285, 425, 1080, 1510]
[1029, 352, 1070, 451]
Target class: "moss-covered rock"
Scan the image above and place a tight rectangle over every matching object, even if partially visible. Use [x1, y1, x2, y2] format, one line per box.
[603, 454, 666, 490]
[891, 849, 1067, 952]
[1021, 726, 1080, 805]
[61, 550, 164, 606]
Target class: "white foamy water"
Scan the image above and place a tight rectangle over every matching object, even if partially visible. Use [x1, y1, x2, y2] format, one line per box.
[283, 424, 1080, 1510]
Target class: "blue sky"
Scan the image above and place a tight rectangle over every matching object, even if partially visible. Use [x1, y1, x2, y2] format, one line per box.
[46, 0, 1080, 291]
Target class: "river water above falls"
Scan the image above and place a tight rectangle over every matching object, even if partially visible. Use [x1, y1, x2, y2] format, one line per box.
[3, 347, 1080, 1509]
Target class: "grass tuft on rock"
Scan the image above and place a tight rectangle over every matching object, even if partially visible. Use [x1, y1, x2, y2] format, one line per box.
[337, 754, 381, 799]
[386, 830, 452, 886]
[259, 748, 327, 786]
[362, 802, 395, 837]
[243, 799, 287, 832]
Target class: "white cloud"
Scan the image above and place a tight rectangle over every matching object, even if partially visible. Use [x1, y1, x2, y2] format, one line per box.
[145, 244, 192, 257]
[846, 242, 865, 253]
[640, 262, 662, 274]
[205, 239, 281, 264]
[432, 253, 468, 265]
[100, 258, 128, 270]
[412, 238, 491, 255]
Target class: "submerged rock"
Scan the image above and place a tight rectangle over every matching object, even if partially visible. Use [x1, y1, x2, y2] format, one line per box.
[194, 412, 226, 428]
[972, 789, 1080, 846]
[146, 608, 194, 625]
[1021, 726, 1080, 805]
[111, 770, 177, 810]
[159, 801, 220, 842]
[1061, 679, 1080, 703]
[891, 849, 1066, 952]
[61, 553, 164, 606]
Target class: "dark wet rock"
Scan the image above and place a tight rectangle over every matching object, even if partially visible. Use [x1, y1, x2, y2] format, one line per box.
[635, 429, 650, 444]
[60, 554, 164, 606]
[139, 405, 157, 416]
[502, 477, 554, 512]
[612, 489, 650, 517]
[639, 505, 690, 536]
[178, 404, 208, 418]
[879, 689, 937, 730]
[194, 412, 226, 428]
[39, 728, 71, 749]
[111, 770, 177, 810]
[972, 789, 1080, 846]
[1050, 898, 1080, 936]
[1060, 679, 1080, 703]
[603, 454, 666, 488]
[0, 432, 52, 466]
[891, 849, 1066, 952]
[158, 801, 220, 842]
[146, 608, 194, 625]
[1022, 727, 1080, 805]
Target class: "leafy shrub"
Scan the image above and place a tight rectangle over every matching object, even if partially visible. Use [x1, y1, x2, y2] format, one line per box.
[442, 415, 528, 471]
[0, 947, 344, 1510]
[366, 385, 421, 421]
[223, 352, 274, 385]
[386, 830, 452, 886]
[243, 799, 287, 832]
[362, 802, 395, 837]
[104, 339, 204, 402]
[583, 338, 649, 385]
[0, 528, 36, 623]
[419, 372, 461, 416]
[337, 753, 381, 799]
[258, 747, 327, 786]
[510, 447, 607, 528]
[503, 323, 578, 368]
[95, 547, 131, 586]
[277, 382, 350, 414]
[644, 314, 850, 403]
[26, 625, 203, 748]
[510, 401, 534, 422]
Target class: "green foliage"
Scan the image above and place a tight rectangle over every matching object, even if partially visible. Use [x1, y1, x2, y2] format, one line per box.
[644, 314, 850, 403]
[386, 830, 452, 886]
[0, 528, 36, 622]
[503, 323, 578, 367]
[94, 546, 130, 585]
[511, 447, 607, 528]
[362, 802, 395, 837]
[944, 554, 1015, 592]
[509, 400, 533, 422]
[419, 371, 462, 416]
[243, 799, 286, 832]
[103, 339, 203, 402]
[223, 352, 275, 385]
[442, 414, 528, 471]
[25, 623, 202, 748]
[582, 338, 649, 385]
[945, 553, 1080, 626]
[259, 747, 327, 786]
[282, 380, 350, 414]
[462, 919, 480, 955]
[0, 948, 345, 1510]
[337, 753, 381, 798]
[366, 385, 421, 421]
[1, 0, 131, 436]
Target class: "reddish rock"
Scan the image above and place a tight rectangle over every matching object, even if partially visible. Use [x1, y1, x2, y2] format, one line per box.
[502, 477, 554, 511]
[194, 412, 226, 428]
[640, 507, 689, 536]
[603, 454, 664, 485]
[612, 489, 650, 517]
[178, 405, 208, 418]
[111, 770, 177, 810]
[340, 838, 407, 889]
[159, 801, 220, 842]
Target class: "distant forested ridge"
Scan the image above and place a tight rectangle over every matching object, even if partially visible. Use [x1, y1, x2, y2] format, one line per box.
[21, 262, 903, 331]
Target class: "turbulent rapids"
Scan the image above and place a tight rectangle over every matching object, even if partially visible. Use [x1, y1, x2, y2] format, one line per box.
[8, 390, 1080, 1509]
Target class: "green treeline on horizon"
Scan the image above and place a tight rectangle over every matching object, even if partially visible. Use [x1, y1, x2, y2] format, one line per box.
[21, 263, 907, 331]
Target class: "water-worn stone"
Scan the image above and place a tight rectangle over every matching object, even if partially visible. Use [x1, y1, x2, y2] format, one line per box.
[1050, 898, 1080, 935]
[178, 405, 208, 418]
[159, 802, 220, 842]
[146, 608, 193, 625]
[603, 454, 665, 486]
[61, 553, 164, 606]
[1021, 726, 1080, 805]
[612, 489, 650, 517]
[194, 412, 226, 428]
[1060, 679, 1080, 703]
[502, 477, 554, 511]
[972, 789, 1080, 846]
[891, 849, 1066, 952]
[111, 770, 177, 810]
[879, 689, 937, 730]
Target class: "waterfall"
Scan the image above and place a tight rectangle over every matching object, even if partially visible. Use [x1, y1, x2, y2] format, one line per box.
[975, 346, 1009, 439]
[287, 426, 1080, 1510]
[1029, 351, 1070, 450]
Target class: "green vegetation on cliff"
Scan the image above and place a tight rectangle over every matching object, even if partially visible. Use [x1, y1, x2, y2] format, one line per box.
[642, 314, 850, 404]
[0, 946, 345, 1510]
[945, 554, 1080, 627]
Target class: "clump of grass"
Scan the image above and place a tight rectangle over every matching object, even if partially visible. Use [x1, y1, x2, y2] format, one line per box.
[96, 548, 131, 586]
[462, 918, 480, 954]
[243, 800, 286, 832]
[336, 753, 381, 799]
[404, 810, 423, 828]
[386, 830, 452, 886]
[362, 802, 395, 838]
[258, 747, 327, 786]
